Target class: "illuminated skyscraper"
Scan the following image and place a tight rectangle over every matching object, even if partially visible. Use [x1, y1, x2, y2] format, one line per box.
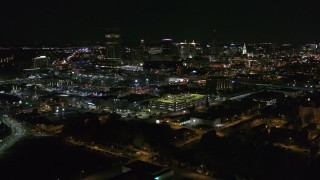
[210, 29, 220, 61]
[140, 39, 145, 52]
[161, 38, 173, 54]
[105, 28, 121, 62]
[33, 56, 50, 69]
[140, 39, 146, 57]
[242, 43, 247, 55]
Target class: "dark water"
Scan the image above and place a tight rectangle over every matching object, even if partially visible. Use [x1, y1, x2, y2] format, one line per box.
[0, 137, 117, 180]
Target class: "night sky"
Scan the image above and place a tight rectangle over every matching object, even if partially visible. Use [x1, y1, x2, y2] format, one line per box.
[0, 0, 319, 44]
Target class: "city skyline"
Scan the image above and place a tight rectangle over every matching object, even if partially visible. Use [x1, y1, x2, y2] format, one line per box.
[1, 1, 320, 179]
[1, 0, 320, 44]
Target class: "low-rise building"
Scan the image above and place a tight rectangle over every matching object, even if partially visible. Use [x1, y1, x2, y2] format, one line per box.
[150, 94, 206, 111]
[111, 160, 173, 180]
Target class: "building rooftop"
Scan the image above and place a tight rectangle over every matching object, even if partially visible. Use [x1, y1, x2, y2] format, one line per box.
[124, 160, 164, 174]
[110, 170, 153, 180]
[111, 160, 174, 180]
[155, 94, 205, 104]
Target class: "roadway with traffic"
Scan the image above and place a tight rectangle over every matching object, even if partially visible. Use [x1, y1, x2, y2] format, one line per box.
[0, 115, 26, 154]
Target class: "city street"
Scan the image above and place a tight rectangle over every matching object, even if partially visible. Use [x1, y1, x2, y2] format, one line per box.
[0, 116, 26, 154]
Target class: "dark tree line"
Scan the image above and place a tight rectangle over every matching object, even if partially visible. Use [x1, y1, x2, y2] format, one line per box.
[62, 112, 175, 151]
[176, 130, 320, 180]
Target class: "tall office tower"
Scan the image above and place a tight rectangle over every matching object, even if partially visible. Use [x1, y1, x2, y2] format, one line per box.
[140, 39, 146, 57]
[210, 29, 219, 61]
[105, 28, 121, 62]
[33, 56, 50, 69]
[161, 38, 173, 55]
[177, 42, 190, 60]
[140, 39, 145, 51]
[242, 43, 247, 55]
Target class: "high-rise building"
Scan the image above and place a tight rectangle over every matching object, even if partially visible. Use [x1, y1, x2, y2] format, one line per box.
[33, 56, 50, 69]
[210, 29, 220, 61]
[161, 38, 173, 54]
[242, 43, 247, 55]
[140, 39, 145, 52]
[105, 28, 121, 62]
[177, 42, 190, 60]
[177, 40, 200, 60]
[139, 39, 146, 58]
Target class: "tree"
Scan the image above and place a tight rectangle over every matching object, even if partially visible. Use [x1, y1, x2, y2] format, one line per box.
[133, 133, 146, 149]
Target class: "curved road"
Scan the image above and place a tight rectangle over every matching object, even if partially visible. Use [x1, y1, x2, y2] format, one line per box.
[0, 116, 26, 154]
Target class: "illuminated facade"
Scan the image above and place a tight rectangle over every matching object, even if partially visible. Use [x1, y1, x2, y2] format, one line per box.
[161, 38, 173, 55]
[105, 28, 121, 62]
[0, 56, 15, 70]
[206, 77, 234, 93]
[177, 41, 199, 60]
[33, 56, 50, 69]
[150, 94, 206, 111]
[242, 43, 247, 55]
